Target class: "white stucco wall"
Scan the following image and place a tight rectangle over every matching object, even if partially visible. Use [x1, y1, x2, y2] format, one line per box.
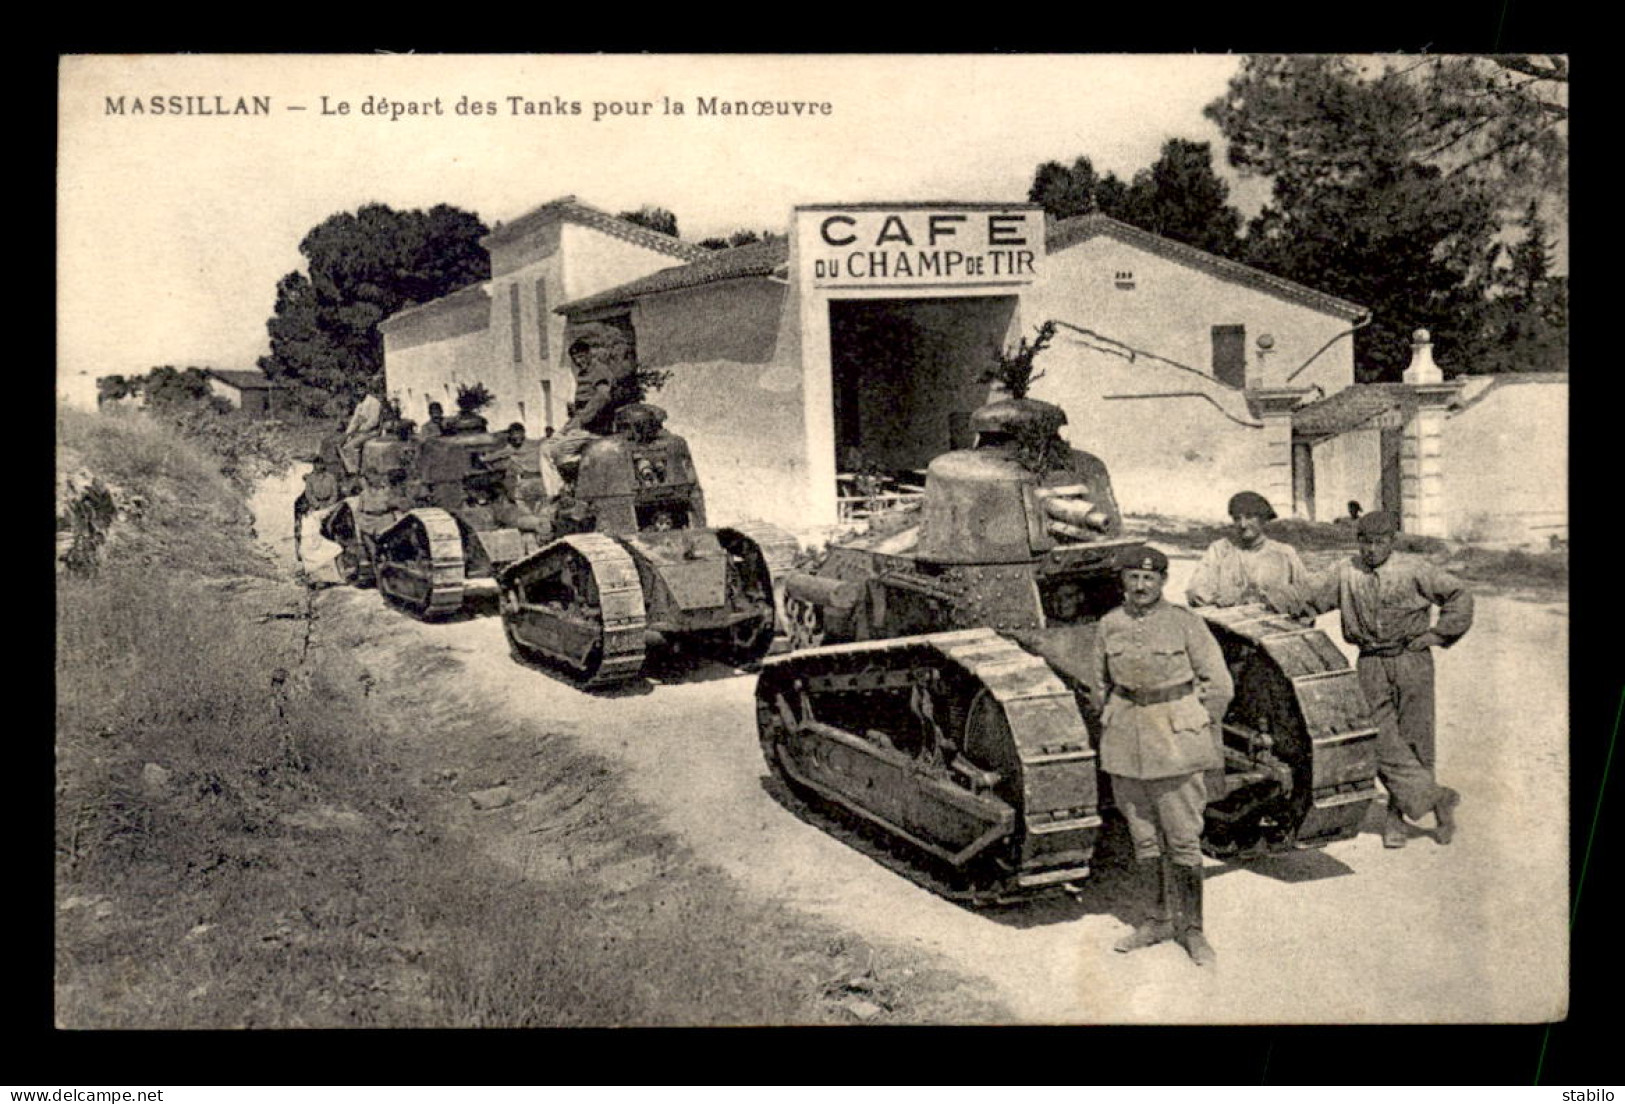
[1311, 427, 1386, 520]
[1027, 335, 1270, 520]
[1441, 379, 1568, 545]
[630, 279, 806, 532]
[1030, 236, 1357, 396]
[206, 376, 244, 409]
[385, 313, 499, 427]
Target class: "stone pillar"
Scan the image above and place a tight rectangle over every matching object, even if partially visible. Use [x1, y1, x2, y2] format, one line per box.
[1399, 329, 1462, 537]
[1248, 387, 1314, 518]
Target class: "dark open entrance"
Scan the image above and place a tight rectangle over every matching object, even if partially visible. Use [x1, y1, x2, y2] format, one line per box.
[829, 296, 1017, 482]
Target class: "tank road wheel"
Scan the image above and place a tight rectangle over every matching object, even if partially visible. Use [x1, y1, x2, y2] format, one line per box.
[785, 595, 826, 652]
[335, 541, 375, 589]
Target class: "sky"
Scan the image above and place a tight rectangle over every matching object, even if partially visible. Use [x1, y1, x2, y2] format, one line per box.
[58, 53, 1272, 403]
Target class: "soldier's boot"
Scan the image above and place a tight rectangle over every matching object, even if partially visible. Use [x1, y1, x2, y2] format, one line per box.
[1173, 862, 1217, 967]
[1382, 803, 1409, 849]
[1113, 857, 1175, 953]
[1433, 787, 1462, 845]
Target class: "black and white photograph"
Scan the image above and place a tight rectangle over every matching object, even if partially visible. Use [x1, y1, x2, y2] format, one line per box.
[55, 53, 1571, 1034]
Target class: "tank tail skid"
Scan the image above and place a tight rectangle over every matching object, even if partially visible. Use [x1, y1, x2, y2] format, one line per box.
[500, 532, 649, 688]
[757, 627, 1101, 898]
[376, 508, 467, 619]
[1196, 603, 1380, 855]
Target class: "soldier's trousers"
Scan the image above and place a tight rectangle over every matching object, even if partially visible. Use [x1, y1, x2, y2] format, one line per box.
[536, 427, 599, 499]
[1356, 651, 1444, 821]
[1111, 772, 1207, 867]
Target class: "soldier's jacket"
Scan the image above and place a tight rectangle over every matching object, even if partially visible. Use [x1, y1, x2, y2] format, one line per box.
[1302, 553, 1473, 653]
[1187, 536, 1310, 613]
[1089, 600, 1234, 780]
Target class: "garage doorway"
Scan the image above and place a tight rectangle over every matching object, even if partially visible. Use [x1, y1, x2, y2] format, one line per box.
[828, 296, 1017, 483]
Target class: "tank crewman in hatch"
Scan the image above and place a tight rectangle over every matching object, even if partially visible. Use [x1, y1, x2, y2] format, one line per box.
[1300, 510, 1473, 849]
[1089, 543, 1233, 967]
[537, 323, 639, 498]
[1186, 490, 1311, 615]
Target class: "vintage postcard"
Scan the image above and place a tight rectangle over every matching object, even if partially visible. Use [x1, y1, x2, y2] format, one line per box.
[56, 53, 1568, 1030]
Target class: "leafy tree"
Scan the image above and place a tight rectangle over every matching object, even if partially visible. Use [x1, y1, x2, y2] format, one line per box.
[616, 206, 680, 238]
[1117, 140, 1245, 259]
[257, 203, 490, 401]
[1026, 144, 1243, 259]
[697, 228, 783, 251]
[1460, 200, 1568, 374]
[1205, 55, 1565, 378]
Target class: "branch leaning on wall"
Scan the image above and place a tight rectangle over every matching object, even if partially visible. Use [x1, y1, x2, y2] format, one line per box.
[1046, 320, 1264, 428]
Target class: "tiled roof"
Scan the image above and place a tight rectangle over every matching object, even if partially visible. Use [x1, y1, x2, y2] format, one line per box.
[557, 238, 790, 316]
[1292, 384, 1418, 437]
[483, 196, 710, 263]
[379, 281, 490, 331]
[206, 368, 280, 390]
[1046, 213, 1367, 322]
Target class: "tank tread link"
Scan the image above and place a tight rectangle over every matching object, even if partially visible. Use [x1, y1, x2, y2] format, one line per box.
[1192, 603, 1380, 854]
[374, 507, 479, 619]
[500, 531, 652, 688]
[757, 627, 1103, 898]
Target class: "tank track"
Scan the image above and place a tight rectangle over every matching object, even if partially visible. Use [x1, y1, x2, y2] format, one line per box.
[504, 532, 650, 688]
[719, 520, 800, 579]
[757, 627, 1101, 897]
[1195, 603, 1380, 853]
[377, 508, 467, 619]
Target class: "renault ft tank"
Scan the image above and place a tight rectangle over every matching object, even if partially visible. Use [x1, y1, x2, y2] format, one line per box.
[319, 426, 542, 615]
[498, 404, 797, 688]
[370, 430, 542, 618]
[756, 397, 1379, 901]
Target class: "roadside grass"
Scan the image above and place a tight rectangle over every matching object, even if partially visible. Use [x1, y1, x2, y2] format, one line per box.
[57, 407, 1002, 1027]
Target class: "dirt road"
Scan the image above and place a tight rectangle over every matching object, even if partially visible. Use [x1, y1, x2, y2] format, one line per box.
[256, 470, 1568, 1024]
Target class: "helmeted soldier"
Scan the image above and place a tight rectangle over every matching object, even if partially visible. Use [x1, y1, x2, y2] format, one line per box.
[1186, 490, 1310, 615]
[1301, 510, 1473, 848]
[1089, 543, 1234, 966]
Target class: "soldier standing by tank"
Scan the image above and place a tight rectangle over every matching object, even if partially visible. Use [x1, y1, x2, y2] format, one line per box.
[1186, 490, 1311, 615]
[1301, 510, 1473, 848]
[338, 381, 386, 476]
[537, 324, 639, 497]
[1090, 544, 1233, 966]
[419, 401, 448, 439]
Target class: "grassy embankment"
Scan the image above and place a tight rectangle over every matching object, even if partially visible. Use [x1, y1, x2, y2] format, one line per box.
[55, 407, 1003, 1027]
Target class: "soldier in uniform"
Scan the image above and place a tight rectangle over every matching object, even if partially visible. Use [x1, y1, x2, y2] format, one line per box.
[419, 402, 447, 439]
[1301, 510, 1474, 848]
[1090, 544, 1234, 966]
[1186, 490, 1310, 614]
[537, 324, 639, 497]
[293, 455, 342, 562]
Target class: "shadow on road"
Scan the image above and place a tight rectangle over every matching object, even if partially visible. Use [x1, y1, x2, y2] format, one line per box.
[756, 771, 1145, 931]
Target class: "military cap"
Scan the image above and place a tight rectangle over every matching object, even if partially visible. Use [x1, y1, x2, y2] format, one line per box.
[1117, 543, 1169, 574]
[506, 422, 526, 434]
[1356, 510, 1397, 537]
[1227, 490, 1276, 521]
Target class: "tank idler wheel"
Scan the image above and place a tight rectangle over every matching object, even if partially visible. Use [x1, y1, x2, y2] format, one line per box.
[785, 596, 826, 652]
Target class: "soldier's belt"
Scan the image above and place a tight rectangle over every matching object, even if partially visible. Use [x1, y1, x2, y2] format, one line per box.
[1358, 644, 1408, 658]
[1115, 681, 1196, 706]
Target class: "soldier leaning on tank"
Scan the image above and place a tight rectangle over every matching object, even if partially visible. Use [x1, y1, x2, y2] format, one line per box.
[1089, 544, 1234, 967]
[1300, 510, 1473, 849]
[537, 324, 639, 498]
[1186, 490, 1311, 615]
[293, 455, 342, 561]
